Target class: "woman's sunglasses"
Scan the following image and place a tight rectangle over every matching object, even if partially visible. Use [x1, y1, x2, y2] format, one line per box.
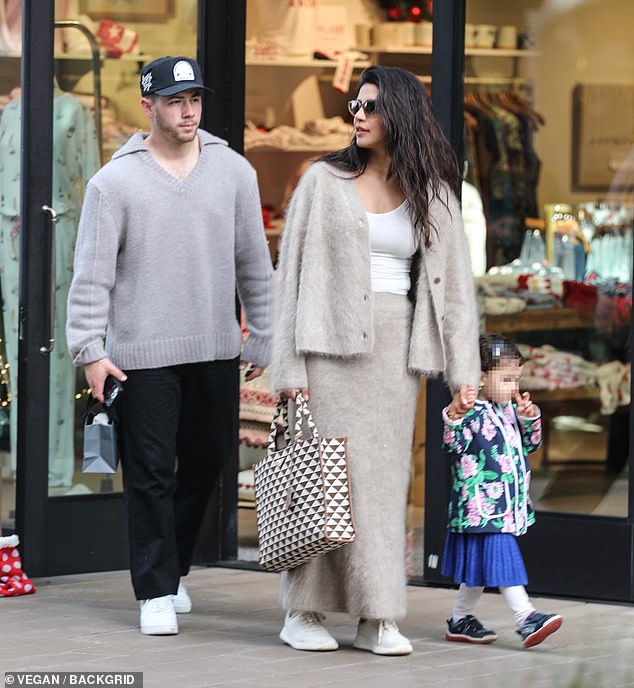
[347, 99, 377, 116]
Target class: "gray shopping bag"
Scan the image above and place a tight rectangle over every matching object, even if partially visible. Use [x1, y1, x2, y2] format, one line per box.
[82, 396, 119, 474]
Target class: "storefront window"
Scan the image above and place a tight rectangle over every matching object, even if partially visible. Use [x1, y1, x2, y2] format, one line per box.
[0, 1, 198, 535]
[238, 0, 632, 568]
[467, 0, 631, 520]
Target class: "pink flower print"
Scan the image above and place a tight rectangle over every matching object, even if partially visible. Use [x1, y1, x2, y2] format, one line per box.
[469, 418, 481, 434]
[530, 431, 540, 446]
[466, 497, 482, 526]
[468, 511, 482, 527]
[485, 482, 503, 500]
[481, 417, 496, 441]
[509, 433, 522, 451]
[460, 454, 478, 479]
[462, 427, 473, 443]
[497, 454, 514, 474]
[502, 404, 515, 424]
[502, 513, 515, 533]
[479, 498, 496, 518]
[443, 426, 457, 446]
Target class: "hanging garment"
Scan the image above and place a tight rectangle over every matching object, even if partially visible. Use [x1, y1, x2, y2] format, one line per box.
[0, 90, 99, 487]
[461, 180, 487, 277]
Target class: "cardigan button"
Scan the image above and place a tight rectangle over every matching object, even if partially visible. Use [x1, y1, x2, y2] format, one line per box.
[434, 277, 441, 284]
[362, 332, 368, 339]
[363, 294, 368, 302]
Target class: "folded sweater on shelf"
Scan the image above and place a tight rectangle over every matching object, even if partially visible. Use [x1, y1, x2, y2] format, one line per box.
[518, 343, 598, 390]
[244, 118, 353, 151]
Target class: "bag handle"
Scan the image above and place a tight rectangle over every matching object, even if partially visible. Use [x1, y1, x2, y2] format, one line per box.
[293, 392, 317, 441]
[267, 399, 292, 452]
[84, 393, 118, 425]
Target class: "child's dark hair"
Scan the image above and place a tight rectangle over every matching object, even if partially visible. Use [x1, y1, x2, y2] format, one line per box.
[479, 333, 525, 372]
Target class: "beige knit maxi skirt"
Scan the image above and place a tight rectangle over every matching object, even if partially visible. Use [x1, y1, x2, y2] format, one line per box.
[280, 293, 421, 620]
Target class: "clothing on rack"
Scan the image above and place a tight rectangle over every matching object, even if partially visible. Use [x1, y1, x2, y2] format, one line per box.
[464, 89, 543, 269]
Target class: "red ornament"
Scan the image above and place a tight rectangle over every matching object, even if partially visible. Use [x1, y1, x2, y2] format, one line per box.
[409, 5, 422, 21]
[387, 6, 402, 21]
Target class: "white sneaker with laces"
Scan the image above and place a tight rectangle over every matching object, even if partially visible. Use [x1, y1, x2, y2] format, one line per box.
[353, 619, 413, 655]
[171, 580, 192, 614]
[139, 595, 178, 635]
[279, 610, 339, 651]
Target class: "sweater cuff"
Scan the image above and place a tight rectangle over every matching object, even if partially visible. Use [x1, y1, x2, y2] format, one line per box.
[271, 360, 308, 394]
[242, 333, 272, 369]
[442, 407, 463, 425]
[72, 341, 108, 367]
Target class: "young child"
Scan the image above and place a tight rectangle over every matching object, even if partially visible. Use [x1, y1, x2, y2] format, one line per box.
[440, 333, 562, 649]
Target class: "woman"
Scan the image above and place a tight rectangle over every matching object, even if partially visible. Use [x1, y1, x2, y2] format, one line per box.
[271, 65, 480, 655]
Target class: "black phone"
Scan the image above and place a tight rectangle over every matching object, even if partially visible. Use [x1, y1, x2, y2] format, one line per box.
[103, 375, 124, 408]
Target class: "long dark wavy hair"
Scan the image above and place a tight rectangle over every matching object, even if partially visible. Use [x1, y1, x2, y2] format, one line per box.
[320, 65, 459, 248]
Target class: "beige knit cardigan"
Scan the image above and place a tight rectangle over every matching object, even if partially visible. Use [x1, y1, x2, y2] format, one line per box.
[271, 161, 480, 393]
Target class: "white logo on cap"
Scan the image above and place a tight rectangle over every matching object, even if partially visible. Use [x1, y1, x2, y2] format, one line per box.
[173, 60, 196, 82]
[141, 72, 153, 93]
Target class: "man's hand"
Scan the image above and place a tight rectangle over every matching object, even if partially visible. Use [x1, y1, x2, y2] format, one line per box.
[84, 358, 127, 403]
[240, 361, 264, 382]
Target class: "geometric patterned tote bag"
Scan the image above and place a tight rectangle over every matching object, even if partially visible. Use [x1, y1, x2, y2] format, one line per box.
[254, 393, 356, 572]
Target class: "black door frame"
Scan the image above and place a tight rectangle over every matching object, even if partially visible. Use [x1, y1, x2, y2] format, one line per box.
[16, 0, 243, 577]
[422, 0, 634, 602]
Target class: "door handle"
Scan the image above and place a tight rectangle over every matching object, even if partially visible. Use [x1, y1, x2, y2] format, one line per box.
[40, 205, 57, 354]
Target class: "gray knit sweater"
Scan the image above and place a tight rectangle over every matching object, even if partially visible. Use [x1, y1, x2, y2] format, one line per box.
[66, 130, 273, 370]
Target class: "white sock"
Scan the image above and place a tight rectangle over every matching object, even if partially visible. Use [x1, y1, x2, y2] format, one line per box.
[452, 584, 484, 622]
[500, 585, 535, 627]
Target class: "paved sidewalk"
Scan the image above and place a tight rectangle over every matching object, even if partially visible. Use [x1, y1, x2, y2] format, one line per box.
[2, 566, 634, 688]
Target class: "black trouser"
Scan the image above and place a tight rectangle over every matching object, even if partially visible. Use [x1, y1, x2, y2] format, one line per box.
[117, 359, 239, 600]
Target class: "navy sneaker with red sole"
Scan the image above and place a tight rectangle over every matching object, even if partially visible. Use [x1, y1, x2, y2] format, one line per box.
[518, 612, 562, 648]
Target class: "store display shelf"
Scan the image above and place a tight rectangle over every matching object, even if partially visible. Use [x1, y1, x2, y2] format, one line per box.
[246, 145, 342, 153]
[57, 51, 152, 61]
[355, 46, 538, 58]
[246, 57, 370, 68]
[466, 47, 539, 58]
[485, 307, 596, 333]
[0, 51, 153, 62]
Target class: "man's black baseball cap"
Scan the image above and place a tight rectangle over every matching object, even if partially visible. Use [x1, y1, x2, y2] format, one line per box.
[140, 56, 208, 97]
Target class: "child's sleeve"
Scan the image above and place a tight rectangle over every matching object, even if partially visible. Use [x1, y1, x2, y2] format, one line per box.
[442, 407, 474, 454]
[518, 408, 542, 454]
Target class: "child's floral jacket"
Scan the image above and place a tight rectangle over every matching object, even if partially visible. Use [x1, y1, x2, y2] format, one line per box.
[442, 399, 542, 536]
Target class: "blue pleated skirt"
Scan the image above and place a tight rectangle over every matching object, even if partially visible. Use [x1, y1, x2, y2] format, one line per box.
[441, 532, 528, 588]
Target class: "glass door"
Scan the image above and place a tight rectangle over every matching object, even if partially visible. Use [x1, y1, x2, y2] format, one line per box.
[14, 0, 243, 577]
[424, 0, 634, 602]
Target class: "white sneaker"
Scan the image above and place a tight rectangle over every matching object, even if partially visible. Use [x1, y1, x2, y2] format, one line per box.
[353, 619, 413, 655]
[139, 596, 179, 635]
[171, 581, 192, 614]
[279, 610, 339, 651]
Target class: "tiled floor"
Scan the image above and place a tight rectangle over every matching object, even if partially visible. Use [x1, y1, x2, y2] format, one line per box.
[2, 566, 634, 688]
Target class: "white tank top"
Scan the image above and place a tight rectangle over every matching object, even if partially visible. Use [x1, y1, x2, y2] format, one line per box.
[367, 201, 418, 295]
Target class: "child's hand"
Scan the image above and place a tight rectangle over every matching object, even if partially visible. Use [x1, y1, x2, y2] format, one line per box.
[515, 391, 537, 417]
[446, 385, 476, 420]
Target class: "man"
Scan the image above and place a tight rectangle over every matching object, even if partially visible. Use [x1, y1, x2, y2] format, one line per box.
[66, 56, 272, 635]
